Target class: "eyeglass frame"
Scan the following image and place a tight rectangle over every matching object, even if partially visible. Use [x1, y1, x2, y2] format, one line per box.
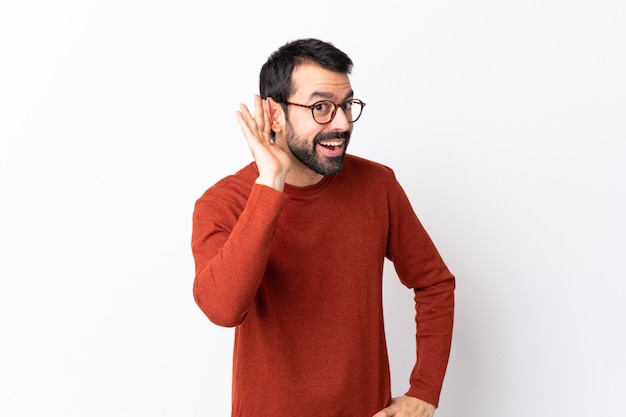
[276, 98, 366, 125]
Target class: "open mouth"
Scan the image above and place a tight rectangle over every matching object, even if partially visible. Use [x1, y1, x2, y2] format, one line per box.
[317, 139, 345, 151]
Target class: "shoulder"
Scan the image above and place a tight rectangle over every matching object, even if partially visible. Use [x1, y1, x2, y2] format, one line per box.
[194, 163, 258, 214]
[337, 155, 412, 207]
[211, 163, 258, 192]
[341, 154, 398, 184]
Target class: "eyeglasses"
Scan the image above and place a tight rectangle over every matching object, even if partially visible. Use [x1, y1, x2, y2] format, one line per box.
[279, 98, 366, 124]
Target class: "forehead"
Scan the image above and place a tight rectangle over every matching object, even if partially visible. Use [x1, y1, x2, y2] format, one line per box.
[290, 63, 352, 102]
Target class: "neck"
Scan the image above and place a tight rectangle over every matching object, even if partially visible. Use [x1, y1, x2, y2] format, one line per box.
[285, 162, 325, 187]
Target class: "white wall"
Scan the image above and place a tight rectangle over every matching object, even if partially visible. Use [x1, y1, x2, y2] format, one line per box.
[1, 1, 624, 416]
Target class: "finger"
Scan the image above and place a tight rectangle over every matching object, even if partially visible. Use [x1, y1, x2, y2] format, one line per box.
[238, 103, 262, 133]
[236, 104, 253, 134]
[236, 106, 262, 150]
[371, 408, 392, 417]
[236, 104, 254, 133]
[253, 95, 265, 136]
[262, 99, 272, 138]
[237, 102, 253, 120]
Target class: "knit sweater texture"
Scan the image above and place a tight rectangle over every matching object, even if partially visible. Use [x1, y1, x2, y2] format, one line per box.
[192, 155, 455, 417]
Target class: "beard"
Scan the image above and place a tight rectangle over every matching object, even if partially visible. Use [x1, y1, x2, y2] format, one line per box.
[284, 122, 351, 176]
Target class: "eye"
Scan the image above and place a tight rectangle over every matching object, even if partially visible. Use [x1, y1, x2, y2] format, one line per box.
[313, 101, 333, 114]
[340, 101, 353, 111]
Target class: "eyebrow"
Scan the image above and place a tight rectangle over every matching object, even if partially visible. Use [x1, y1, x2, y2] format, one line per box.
[308, 90, 354, 102]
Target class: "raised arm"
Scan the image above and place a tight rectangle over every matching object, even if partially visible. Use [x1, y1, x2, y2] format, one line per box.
[192, 183, 287, 327]
[192, 96, 292, 326]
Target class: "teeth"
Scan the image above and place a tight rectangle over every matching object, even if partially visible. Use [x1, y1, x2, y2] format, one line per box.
[320, 140, 343, 146]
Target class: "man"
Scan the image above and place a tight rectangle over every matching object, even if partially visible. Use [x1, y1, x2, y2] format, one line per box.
[192, 38, 455, 417]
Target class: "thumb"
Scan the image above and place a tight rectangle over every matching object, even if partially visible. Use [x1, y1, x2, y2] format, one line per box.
[371, 404, 395, 417]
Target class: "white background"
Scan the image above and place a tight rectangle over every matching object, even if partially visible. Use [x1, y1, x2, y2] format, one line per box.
[1, 1, 625, 416]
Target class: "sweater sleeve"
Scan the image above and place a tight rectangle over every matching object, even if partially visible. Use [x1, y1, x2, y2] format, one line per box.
[385, 177, 455, 408]
[191, 183, 289, 327]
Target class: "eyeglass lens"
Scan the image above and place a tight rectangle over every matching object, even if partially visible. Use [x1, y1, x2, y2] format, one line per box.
[313, 100, 363, 124]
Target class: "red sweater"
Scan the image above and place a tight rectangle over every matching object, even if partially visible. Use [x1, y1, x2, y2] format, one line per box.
[192, 155, 455, 417]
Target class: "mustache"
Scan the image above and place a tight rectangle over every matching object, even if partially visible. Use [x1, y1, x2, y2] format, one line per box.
[314, 130, 351, 144]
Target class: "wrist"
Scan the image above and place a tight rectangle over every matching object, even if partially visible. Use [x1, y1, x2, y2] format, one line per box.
[255, 174, 286, 192]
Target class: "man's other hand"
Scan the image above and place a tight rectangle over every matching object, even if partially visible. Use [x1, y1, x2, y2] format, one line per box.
[371, 396, 435, 417]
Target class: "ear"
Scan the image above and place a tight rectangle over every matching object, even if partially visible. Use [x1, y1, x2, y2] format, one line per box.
[265, 97, 285, 134]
